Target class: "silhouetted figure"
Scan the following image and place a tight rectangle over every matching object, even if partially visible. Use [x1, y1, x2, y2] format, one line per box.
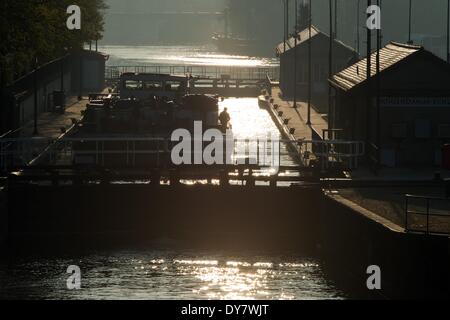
[219, 107, 231, 133]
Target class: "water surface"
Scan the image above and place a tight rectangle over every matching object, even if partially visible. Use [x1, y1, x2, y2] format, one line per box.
[0, 250, 345, 300]
[100, 45, 279, 67]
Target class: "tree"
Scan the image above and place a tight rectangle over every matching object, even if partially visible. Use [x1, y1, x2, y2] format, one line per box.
[0, 0, 108, 86]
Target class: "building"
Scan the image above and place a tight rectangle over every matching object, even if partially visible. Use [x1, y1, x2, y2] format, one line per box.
[1, 50, 107, 135]
[329, 42, 450, 168]
[277, 26, 357, 113]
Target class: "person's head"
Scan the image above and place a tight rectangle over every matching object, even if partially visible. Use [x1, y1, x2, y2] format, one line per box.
[224, 107, 228, 112]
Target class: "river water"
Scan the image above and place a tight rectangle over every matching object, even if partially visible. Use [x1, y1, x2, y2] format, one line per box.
[0, 249, 345, 300]
[0, 46, 345, 300]
[101, 45, 279, 67]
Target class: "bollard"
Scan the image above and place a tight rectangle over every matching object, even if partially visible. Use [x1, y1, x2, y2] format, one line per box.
[270, 176, 277, 188]
[101, 171, 111, 185]
[170, 170, 180, 187]
[151, 171, 161, 187]
[220, 170, 229, 187]
[246, 169, 255, 187]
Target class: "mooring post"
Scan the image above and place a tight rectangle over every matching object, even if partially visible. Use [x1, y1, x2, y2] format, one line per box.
[151, 170, 161, 187]
[247, 168, 255, 187]
[170, 169, 180, 187]
[220, 170, 229, 187]
[270, 176, 277, 188]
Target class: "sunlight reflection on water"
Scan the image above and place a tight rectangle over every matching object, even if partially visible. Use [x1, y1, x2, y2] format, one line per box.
[100, 45, 279, 67]
[0, 251, 345, 300]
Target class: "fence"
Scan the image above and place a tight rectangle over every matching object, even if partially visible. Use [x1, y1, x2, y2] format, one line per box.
[105, 65, 280, 83]
[1, 136, 365, 175]
[405, 194, 450, 235]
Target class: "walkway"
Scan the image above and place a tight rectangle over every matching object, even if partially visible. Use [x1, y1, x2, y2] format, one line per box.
[270, 86, 328, 141]
[18, 96, 87, 139]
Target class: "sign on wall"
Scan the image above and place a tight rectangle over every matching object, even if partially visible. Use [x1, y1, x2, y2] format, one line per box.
[380, 97, 450, 108]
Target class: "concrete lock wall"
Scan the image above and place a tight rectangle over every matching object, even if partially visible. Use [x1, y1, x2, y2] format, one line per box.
[5, 183, 450, 298]
[6, 184, 323, 253]
[319, 195, 450, 299]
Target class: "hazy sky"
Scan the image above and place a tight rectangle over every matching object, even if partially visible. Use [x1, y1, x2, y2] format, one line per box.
[101, 0, 450, 58]
[105, 0, 225, 13]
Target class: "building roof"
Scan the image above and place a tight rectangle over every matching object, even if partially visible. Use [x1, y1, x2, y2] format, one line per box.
[329, 42, 424, 91]
[276, 26, 319, 55]
[276, 25, 355, 56]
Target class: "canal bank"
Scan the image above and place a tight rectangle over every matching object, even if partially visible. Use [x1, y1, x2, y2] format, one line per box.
[319, 193, 450, 299]
[4, 181, 450, 299]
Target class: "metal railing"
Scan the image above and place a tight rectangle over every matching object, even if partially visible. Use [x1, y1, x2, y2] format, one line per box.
[1, 137, 365, 173]
[405, 194, 450, 235]
[296, 139, 365, 170]
[105, 65, 280, 82]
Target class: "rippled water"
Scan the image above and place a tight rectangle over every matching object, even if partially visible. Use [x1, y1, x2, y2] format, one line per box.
[0, 250, 345, 300]
[101, 45, 279, 67]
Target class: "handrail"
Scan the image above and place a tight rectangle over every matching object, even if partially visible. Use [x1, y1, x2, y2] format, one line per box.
[1, 137, 365, 173]
[105, 65, 280, 81]
[405, 194, 450, 235]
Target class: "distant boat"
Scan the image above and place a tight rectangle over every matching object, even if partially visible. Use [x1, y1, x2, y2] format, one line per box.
[212, 33, 257, 55]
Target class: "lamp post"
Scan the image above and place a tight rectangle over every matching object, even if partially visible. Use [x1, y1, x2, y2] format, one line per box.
[408, 0, 413, 44]
[366, 0, 372, 146]
[60, 55, 65, 92]
[283, 0, 287, 54]
[328, 0, 333, 131]
[293, 0, 298, 109]
[447, 0, 449, 62]
[356, 0, 362, 56]
[307, 0, 312, 125]
[334, 0, 337, 39]
[33, 57, 38, 136]
[376, 0, 382, 172]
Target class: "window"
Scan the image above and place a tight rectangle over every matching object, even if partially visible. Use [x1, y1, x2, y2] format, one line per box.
[165, 81, 182, 92]
[143, 81, 162, 91]
[391, 123, 407, 139]
[438, 124, 450, 138]
[415, 119, 432, 139]
[124, 80, 142, 90]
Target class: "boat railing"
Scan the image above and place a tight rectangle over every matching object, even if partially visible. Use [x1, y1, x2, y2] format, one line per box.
[105, 65, 280, 82]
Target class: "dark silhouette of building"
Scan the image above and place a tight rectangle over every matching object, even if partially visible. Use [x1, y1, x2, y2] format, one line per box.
[330, 42, 450, 167]
[277, 25, 357, 112]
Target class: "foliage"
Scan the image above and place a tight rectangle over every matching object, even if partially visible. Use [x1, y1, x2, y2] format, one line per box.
[0, 0, 108, 86]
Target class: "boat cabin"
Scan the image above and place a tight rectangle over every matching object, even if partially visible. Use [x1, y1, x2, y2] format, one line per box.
[120, 73, 188, 100]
